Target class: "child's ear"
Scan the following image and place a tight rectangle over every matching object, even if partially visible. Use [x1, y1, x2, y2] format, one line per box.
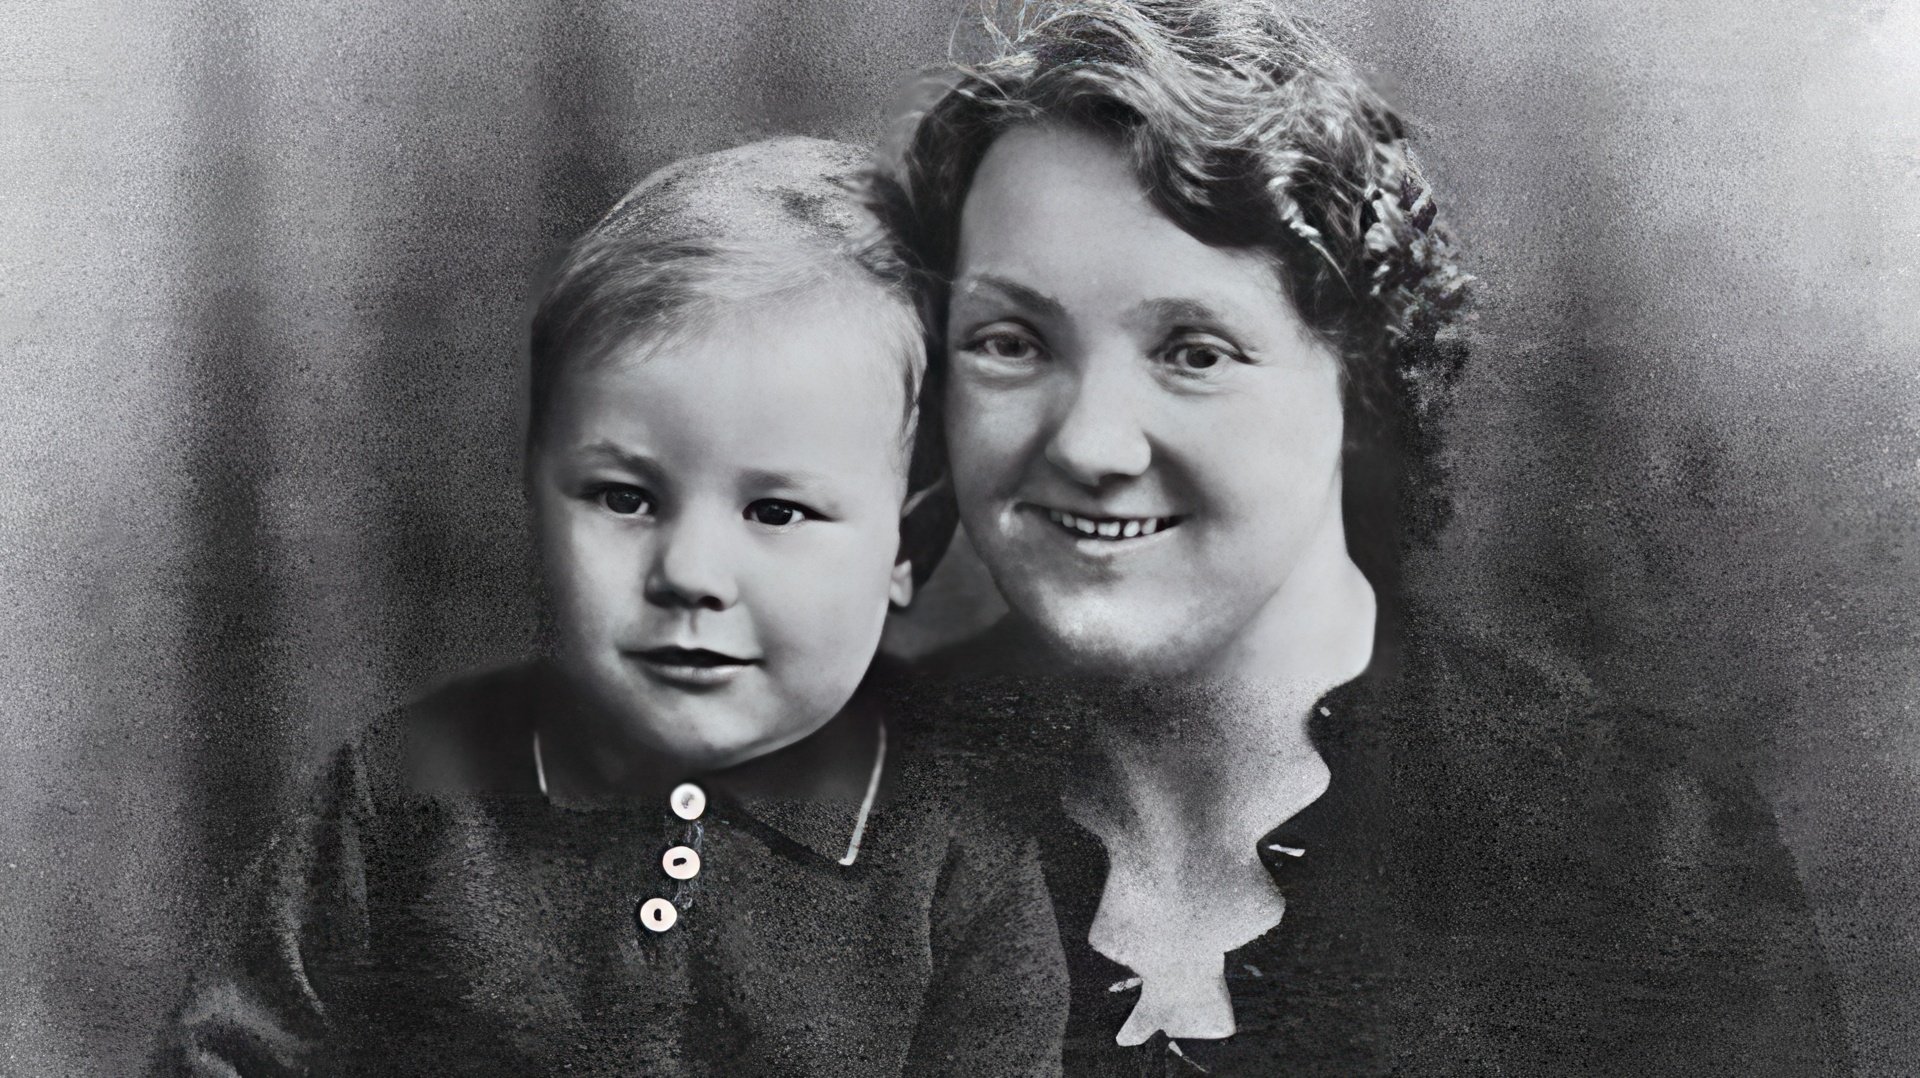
[888, 555, 915, 609]
[889, 475, 948, 610]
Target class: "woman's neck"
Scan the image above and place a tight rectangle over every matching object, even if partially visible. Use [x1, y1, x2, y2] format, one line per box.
[1067, 503, 1376, 849]
[1202, 500, 1377, 702]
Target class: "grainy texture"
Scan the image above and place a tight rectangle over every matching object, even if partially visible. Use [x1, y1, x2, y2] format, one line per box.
[2, 0, 1915, 1073]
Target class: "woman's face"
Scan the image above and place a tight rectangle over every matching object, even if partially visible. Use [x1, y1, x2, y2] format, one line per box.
[945, 123, 1348, 676]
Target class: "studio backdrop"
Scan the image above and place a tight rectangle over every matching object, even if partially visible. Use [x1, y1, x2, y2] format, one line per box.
[3, 0, 1917, 1071]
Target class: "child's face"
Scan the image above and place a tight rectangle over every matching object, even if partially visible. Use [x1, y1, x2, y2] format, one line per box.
[531, 289, 914, 771]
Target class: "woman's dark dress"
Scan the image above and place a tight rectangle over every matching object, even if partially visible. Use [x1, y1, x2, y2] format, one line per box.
[919, 618, 1852, 1076]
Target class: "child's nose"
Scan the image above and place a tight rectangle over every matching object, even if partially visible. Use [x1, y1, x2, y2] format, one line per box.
[643, 517, 739, 612]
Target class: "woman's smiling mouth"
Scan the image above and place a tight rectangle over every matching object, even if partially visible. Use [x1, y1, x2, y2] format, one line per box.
[1038, 506, 1184, 541]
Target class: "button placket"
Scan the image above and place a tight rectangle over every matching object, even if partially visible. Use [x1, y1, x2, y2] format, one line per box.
[635, 783, 708, 937]
[667, 818, 705, 909]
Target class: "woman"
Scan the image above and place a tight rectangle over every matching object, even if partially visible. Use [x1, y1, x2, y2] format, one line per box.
[882, 1, 1849, 1073]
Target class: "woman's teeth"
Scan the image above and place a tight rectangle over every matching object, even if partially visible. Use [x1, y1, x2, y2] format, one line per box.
[1044, 508, 1178, 540]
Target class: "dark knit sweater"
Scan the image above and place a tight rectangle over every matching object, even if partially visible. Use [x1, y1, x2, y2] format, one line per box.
[152, 661, 1068, 1077]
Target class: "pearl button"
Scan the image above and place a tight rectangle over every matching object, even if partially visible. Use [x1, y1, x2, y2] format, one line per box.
[662, 845, 700, 880]
[636, 897, 678, 933]
[669, 782, 706, 821]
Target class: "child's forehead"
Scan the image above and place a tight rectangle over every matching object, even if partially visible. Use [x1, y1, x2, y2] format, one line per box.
[605, 283, 912, 400]
[547, 297, 911, 472]
[557, 302, 916, 480]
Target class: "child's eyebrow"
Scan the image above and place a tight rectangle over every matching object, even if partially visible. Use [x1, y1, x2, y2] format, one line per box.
[739, 466, 832, 492]
[577, 440, 659, 474]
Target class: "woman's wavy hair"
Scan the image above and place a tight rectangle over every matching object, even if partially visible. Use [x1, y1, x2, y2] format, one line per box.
[877, 0, 1473, 605]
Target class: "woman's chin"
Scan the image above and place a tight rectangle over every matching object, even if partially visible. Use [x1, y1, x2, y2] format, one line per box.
[1020, 599, 1226, 681]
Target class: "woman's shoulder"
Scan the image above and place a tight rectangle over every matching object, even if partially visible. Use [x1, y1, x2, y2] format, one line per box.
[1377, 617, 1849, 1068]
[1374, 613, 1810, 924]
[1385, 612, 1725, 777]
[1386, 610, 1602, 721]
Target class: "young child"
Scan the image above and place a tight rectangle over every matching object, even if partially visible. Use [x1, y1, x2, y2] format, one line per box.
[154, 138, 1065, 1076]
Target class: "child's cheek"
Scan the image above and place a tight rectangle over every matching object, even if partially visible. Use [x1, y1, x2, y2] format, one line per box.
[768, 526, 898, 660]
[546, 509, 637, 648]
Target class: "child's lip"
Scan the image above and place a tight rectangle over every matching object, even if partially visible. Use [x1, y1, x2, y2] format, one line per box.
[630, 646, 757, 668]
[626, 646, 758, 690]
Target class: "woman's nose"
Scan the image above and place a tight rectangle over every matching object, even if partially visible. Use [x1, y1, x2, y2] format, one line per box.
[643, 516, 739, 612]
[1043, 362, 1152, 486]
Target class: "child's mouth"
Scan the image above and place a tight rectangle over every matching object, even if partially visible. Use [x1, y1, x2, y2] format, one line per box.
[629, 647, 757, 689]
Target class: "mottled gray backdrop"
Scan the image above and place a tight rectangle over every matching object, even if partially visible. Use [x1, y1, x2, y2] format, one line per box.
[3, 0, 1916, 1072]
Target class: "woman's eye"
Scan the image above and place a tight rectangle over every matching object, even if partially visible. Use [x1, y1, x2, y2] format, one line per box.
[745, 500, 812, 527]
[1164, 337, 1241, 374]
[962, 326, 1044, 364]
[596, 485, 653, 515]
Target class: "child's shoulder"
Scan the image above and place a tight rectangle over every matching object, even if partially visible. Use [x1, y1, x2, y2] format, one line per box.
[334, 660, 546, 802]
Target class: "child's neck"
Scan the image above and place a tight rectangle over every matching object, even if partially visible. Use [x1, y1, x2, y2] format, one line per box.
[534, 675, 873, 805]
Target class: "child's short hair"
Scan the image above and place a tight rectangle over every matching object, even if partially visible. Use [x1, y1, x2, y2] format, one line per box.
[529, 137, 953, 586]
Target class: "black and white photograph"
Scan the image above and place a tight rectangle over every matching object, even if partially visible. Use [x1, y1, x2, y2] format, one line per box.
[3, 0, 1917, 1073]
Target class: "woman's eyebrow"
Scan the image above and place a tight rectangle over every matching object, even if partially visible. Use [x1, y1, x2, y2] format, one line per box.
[952, 272, 1065, 320]
[1134, 296, 1240, 329]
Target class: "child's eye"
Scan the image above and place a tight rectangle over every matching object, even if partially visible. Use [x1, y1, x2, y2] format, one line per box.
[745, 499, 815, 528]
[594, 484, 655, 516]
